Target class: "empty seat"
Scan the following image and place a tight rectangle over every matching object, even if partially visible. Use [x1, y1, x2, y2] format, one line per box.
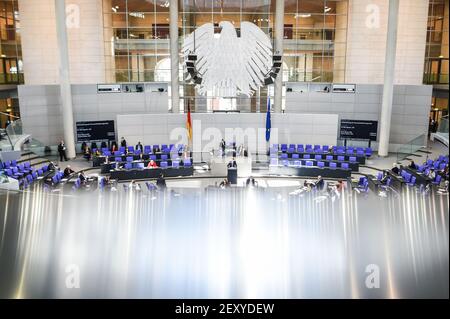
[124, 163, 133, 169]
[160, 161, 168, 168]
[280, 153, 288, 159]
[37, 169, 43, 176]
[315, 155, 322, 161]
[322, 145, 329, 153]
[144, 146, 152, 154]
[329, 162, 337, 169]
[282, 160, 289, 166]
[126, 156, 133, 162]
[365, 148, 373, 157]
[150, 155, 157, 161]
[115, 157, 122, 162]
[184, 159, 192, 167]
[293, 160, 301, 167]
[289, 144, 296, 149]
[297, 144, 304, 152]
[287, 147, 295, 154]
[314, 144, 320, 150]
[161, 154, 169, 161]
[433, 174, 442, 185]
[408, 176, 416, 186]
[326, 155, 333, 161]
[337, 156, 345, 161]
[136, 163, 145, 169]
[270, 158, 279, 166]
[306, 144, 312, 150]
[152, 144, 160, 151]
[349, 156, 357, 163]
[280, 144, 288, 151]
[305, 161, 313, 167]
[114, 151, 122, 156]
[127, 146, 135, 153]
[303, 154, 311, 159]
[341, 163, 349, 169]
[317, 161, 325, 168]
[172, 160, 180, 168]
[292, 153, 300, 159]
[377, 172, 383, 180]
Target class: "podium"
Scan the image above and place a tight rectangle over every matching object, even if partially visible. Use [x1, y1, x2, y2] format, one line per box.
[227, 168, 238, 185]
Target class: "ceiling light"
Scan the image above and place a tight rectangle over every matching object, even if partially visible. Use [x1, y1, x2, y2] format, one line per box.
[295, 14, 311, 18]
[324, 6, 331, 13]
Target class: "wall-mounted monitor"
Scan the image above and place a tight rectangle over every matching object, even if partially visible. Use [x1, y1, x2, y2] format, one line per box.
[340, 119, 378, 141]
[76, 121, 116, 142]
[97, 84, 121, 93]
[332, 84, 356, 93]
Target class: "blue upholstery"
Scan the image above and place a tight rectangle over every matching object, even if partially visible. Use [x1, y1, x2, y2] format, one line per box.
[326, 155, 333, 161]
[303, 154, 311, 159]
[126, 156, 133, 162]
[349, 156, 357, 162]
[184, 159, 192, 167]
[315, 155, 322, 161]
[115, 157, 122, 162]
[124, 163, 133, 169]
[329, 162, 337, 169]
[270, 158, 278, 166]
[160, 161, 168, 168]
[172, 160, 180, 168]
[136, 163, 145, 169]
[292, 153, 300, 159]
[305, 161, 313, 167]
[337, 156, 345, 162]
[341, 163, 349, 169]
[317, 161, 325, 168]
[293, 160, 301, 167]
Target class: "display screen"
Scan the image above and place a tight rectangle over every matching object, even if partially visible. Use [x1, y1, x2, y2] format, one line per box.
[340, 119, 378, 141]
[76, 121, 116, 142]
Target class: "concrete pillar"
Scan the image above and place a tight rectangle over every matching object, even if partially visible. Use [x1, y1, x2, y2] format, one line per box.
[274, 0, 284, 113]
[378, 0, 399, 157]
[170, 0, 180, 113]
[55, 0, 76, 158]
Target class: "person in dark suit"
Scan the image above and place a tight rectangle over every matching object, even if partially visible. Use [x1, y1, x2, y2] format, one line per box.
[227, 158, 237, 168]
[156, 173, 167, 190]
[120, 137, 127, 148]
[391, 163, 400, 175]
[58, 140, 68, 161]
[63, 165, 74, 178]
[408, 160, 417, 170]
[136, 142, 143, 153]
[316, 175, 325, 190]
[220, 139, 226, 156]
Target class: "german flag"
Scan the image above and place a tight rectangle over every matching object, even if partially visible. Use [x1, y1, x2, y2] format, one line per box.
[186, 101, 193, 143]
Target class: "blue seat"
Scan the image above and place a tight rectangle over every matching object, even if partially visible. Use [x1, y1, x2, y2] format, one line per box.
[322, 145, 329, 153]
[32, 171, 38, 180]
[306, 144, 312, 150]
[11, 160, 17, 167]
[150, 155, 157, 161]
[341, 163, 349, 169]
[439, 163, 446, 171]
[126, 156, 133, 162]
[5, 169, 12, 177]
[270, 158, 278, 166]
[292, 153, 300, 159]
[303, 154, 311, 159]
[37, 169, 43, 176]
[172, 160, 180, 168]
[433, 174, 442, 185]
[280, 153, 288, 159]
[119, 147, 126, 153]
[287, 148, 295, 154]
[161, 144, 168, 150]
[136, 163, 145, 169]
[366, 147, 373, 157]
[144, 146, 152, 154]
[336, 147, 345, 155]
[326, 155, 333, 161]
[408, 176, 416, 186]
[337, 156, 345, 162]
[314, 145, 321, 151]
[128, 146, 135, 153]
[160, 161, 168, 168]
[52, 175, 59, 184]
[317, 161, 325, 168]
[152, 144, 160, 151]
[377, 172, 383, 180]
[315, 155, 322, 161]
[305, 161, 313, 167]
[184, 159, 192, 167]
[161, 154, 169, 161]
[114, 151, 122, 156]
[115, 157, 122, 162]
[124, 163, 133, 169]
[349, 156, 357, 163]
[329, 162, 337, 169]
[293, 160, 301, 167]
[297, 144, 303, 150]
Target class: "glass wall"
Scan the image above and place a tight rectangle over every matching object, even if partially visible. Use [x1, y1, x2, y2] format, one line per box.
[0, 0, 23, 84]
[102, 0, 348, 111]
[424, 0, 449, 84]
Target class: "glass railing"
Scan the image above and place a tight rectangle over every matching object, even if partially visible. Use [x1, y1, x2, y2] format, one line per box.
[437, 116, 449, 134]
[423, 73, 449, 84]
[396, 134, 427, 162]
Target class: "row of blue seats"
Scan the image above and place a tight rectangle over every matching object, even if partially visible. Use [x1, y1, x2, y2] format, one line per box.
[96, 144, 186, 157]
[271, 144, 372, 157]
[270, 158, 351, 170]
[122, 159, 192, 170]
[3, 163, 50, 183]
[51, 170, 65, 185]
[274, 153, 359, 163]
[115, 154, 191, 163]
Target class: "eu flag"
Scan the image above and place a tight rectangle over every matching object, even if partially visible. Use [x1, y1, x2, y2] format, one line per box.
[265, 97, 271, 142]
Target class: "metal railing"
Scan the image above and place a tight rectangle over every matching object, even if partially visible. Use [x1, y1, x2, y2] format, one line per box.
[396, 134, 427, 162]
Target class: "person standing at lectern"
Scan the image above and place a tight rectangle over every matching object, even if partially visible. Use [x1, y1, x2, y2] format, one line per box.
[58, 140, 68, 162]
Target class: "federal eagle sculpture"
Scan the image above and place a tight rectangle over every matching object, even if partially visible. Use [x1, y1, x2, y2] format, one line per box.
[183, 21, 273, 98]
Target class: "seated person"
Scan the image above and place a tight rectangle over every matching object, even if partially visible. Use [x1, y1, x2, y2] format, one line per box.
[83, 147, 92, 161]
[219, 178, 230, 189]
[111, 143, 117, 153]
[78, 171, 87, 184]
[408, 160, 417, 170]
[48, 161, 57, 171]
[427, 169, 436, 180]
[147, 159, 158, 168]
[391, 163, 400, 175]
[316, 175, 325, 190]
[156, 173, 167, 189]
[63, 165, 74, 178]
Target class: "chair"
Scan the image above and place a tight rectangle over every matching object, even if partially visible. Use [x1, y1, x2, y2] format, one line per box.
[11, 160, 17, 167]
[136, 163, 145, 169]
[336, 147, 345, 155]
[150, 155, 157, 161]
[153, 144, 160, 151]
[314, 144, 321, 151]
[270, 158, 278, 166]
[280, 153, 288, 160]
[172, 160, 180, 168]
[292, 153, 300, 159]
[280, 144, 288, 152]
[52, 175, 59, 184]
[144, 146, 152, 154]
[161, 154, 169, 161]
[282, 160, 289, 166]
[293, 160, 301, 167]
[287, 147, 295, 154]
[317, 161, 325, 168]
[160, 161, 168, 168]
[305, 161, 313, 167]
[115, 157, 122, 162]
[184, 159, 192, 167]
[119, 147, 126, 154]
[127, 146, 135, 153]
[408, 176, 416, 186]
[161, 144, 168, 150]
[337, 156, 345, 162]
[289, 144, 296, 150]
[305, 144, 312, 150]
[349, 156, 357, 163]
[114, 151, 122, 156]
[303, 154, 311, 159]
[433, 175, 442, 185]
[37, 169, 43, 176]
[377, 172, 383, 180]
[124, 163, 133, 169]
[315, 155, 322, 161]
[297, 144, 304, 152]
[356, 149, 365, 157]
[326, 155, 333, 161]
[439, 163, 446, 171]
[322, 145, 329, 153]
[126, 156, 133, 162]
[329, 162, 337, 169]
[341, 163, 349, 169]
[32, 171, 38, 180]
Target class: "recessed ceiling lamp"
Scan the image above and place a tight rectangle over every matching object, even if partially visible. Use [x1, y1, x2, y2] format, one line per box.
[295, 13, 311, 18]
[324, 6, 331, 13]
[160, 1, 170, 7]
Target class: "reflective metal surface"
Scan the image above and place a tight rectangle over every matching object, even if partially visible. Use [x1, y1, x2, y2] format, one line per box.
[0, 185, 448, 298]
